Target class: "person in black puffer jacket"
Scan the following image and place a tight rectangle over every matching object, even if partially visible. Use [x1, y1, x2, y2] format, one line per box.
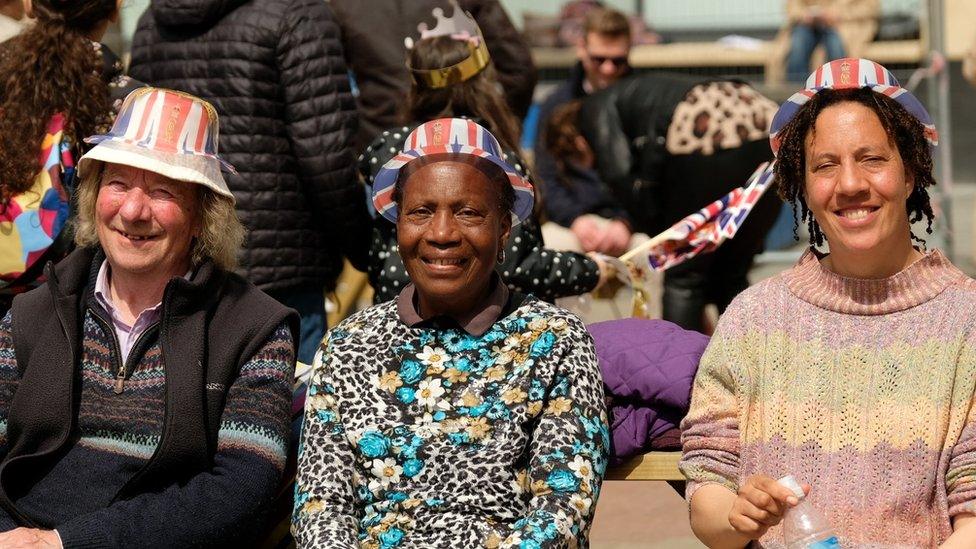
[579, 75, 783, 332]
[330, 0, 537, 153]
[128, 0, 370, 364]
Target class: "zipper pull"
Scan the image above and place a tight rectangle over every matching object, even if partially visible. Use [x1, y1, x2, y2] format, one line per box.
[114, 368, 126, 394]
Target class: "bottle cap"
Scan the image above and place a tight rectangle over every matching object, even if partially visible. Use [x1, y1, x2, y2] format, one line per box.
[777, 475, 805, 498]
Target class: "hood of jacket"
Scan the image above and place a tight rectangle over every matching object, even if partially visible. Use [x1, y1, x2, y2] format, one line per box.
[150, 0, 249, 28]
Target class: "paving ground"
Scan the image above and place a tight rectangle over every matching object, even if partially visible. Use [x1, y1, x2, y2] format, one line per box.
[590, 482, 704, 548]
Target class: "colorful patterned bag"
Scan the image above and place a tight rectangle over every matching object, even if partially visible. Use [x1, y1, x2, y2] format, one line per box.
[0, 113, 74, 291]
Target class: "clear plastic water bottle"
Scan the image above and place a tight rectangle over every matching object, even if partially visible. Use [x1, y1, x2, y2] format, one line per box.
[778, 475, 842, 549]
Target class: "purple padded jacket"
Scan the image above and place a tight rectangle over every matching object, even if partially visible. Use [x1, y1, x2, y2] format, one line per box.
[588, 318, 709, 464]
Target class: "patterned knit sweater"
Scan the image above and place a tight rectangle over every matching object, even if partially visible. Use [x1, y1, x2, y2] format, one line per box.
[292, 297, 610, 548]
[680, 249, 976, 548]
[0, 306, 294, 546]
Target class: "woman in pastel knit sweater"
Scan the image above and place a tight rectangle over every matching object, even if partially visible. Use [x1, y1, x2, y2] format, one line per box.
[680, 58, 976, 548]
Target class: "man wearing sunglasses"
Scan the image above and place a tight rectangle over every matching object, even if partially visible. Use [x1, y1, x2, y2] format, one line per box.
[576, 12, 631, 93]
[534, 7, 634, 258]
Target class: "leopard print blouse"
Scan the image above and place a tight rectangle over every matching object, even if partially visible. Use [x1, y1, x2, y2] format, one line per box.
[292, 298, 610, 548]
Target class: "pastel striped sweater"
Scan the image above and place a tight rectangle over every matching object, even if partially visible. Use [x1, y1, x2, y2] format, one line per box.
[680, 249, 976, 548]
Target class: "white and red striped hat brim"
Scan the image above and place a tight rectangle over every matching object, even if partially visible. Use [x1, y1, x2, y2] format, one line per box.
[78, 87, 235, 201]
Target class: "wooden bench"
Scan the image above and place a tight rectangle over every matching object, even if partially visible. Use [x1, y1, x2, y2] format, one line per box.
[606, 451, 686, 495]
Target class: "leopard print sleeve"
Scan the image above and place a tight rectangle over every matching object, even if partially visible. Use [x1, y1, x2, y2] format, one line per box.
[491, 313, 611, 548]
[291, 330, 361, 548]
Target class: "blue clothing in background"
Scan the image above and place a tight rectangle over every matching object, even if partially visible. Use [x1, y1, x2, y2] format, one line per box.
[787, 24, 846, 82]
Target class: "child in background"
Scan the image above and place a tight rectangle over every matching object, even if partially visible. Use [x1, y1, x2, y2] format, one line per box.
[541, 100, 646, 256]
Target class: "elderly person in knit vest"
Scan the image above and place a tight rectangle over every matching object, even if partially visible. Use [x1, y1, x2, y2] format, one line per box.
[680, 58, 976, 548]
[0, 88, 298, 547]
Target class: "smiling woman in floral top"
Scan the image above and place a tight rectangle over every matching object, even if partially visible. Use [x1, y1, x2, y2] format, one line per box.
[291, 118, 610, 548]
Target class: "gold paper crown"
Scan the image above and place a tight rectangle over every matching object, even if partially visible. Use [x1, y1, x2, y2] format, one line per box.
[404, 0, 491, 89]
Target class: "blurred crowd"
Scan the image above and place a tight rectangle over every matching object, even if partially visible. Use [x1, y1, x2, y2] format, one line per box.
[0, 0, 968, 339]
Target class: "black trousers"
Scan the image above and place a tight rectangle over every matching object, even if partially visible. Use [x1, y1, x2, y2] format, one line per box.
[659, 139, 782, 332]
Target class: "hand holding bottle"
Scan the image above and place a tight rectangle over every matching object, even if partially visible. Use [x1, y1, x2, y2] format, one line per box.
[779, 476, 841, 548]
[728, 475, 809, 540]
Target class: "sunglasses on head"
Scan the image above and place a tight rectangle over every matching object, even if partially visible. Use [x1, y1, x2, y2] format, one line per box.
[587, 53, 629, 67]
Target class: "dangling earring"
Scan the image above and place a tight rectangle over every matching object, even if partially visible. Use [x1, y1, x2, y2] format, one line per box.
[497, 249, 505, 264]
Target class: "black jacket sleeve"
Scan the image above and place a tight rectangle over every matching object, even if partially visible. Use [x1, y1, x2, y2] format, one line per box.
[277, 1, 371, 271]
[579, 89, 640, 211]
[579, 79, 668, 234]
[465, 0, 537, 119]
[579, 75, 704, 234]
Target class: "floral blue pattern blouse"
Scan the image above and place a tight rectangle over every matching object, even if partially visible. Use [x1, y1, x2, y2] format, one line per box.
[292, 296, 610, 548]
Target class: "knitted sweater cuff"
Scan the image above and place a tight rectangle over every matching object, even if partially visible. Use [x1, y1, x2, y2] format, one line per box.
[56, 515, 112, 548]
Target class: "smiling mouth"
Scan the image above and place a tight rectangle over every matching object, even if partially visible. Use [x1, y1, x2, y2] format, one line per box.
[423, 257, 466, 267]
[836, 207, 878, 221]
[117, 230, 158, 241]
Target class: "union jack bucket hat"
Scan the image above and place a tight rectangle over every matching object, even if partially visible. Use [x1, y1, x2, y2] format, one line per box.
[769, 58, 938, 156]
[78, 87, 237, 202]
[372, 118, 534, 224]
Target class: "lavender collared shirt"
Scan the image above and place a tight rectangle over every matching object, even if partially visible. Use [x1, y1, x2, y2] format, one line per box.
[93, 260, 181, 364]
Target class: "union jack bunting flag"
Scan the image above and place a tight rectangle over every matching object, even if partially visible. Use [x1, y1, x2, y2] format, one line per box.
[640, 162, 776, 271]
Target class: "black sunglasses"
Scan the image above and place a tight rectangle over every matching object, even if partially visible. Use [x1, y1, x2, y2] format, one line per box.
[587, 53, 629, 67]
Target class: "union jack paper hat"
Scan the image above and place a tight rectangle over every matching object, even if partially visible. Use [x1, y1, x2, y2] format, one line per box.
[769, 58, 938, 155]
[372, 118, 534, 224]
[78, 87, 236, 202]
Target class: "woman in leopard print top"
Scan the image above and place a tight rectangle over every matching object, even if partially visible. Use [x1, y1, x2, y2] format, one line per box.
[292, 119, 610, 548]
[358, 29, 604, 305]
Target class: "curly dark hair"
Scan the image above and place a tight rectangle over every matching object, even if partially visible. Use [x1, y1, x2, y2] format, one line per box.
[773, 87, 936, 246]
[404, 36, 522, 153]
[0, 0, 116, 203]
